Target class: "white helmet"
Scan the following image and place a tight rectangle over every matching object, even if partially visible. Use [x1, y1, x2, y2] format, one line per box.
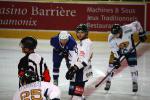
[59, 31, 69, 40]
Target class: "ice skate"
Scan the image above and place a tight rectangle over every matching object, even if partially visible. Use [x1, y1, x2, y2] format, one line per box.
[104, 81, 111, 91]
[132, 82, 138, 92]
[53, 79, 58, 86]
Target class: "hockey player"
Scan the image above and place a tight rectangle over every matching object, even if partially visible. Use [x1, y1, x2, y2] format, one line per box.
[65, 24, 93, 100]
[13, 70, 61, 100]
[50, 31, 77, 86]
[18, 36, 51, 87]
[104, 21, 147, 92]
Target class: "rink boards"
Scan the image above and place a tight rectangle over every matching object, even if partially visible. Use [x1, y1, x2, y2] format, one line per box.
[0, 29, 150, 42]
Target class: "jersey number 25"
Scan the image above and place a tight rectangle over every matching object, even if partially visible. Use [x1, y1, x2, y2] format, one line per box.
[20, 89, 43, 100]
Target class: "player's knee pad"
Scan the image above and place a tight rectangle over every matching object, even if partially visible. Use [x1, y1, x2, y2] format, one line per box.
[69, 82, 85, 96]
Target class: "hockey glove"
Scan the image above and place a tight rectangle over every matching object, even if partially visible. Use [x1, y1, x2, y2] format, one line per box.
[117, 49, 124, 56]
[139, 31, 147, 42]
[113, 58, 121, 69]
[65, 65, 79, 80]
[119, 48, 130, 55]
[54, 48, 68, 57]
[62, 50, 68, 58]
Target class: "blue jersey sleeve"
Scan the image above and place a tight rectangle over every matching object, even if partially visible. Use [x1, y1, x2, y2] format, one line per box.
[50, 35, 60, 49]
[67, 37, 77, 50]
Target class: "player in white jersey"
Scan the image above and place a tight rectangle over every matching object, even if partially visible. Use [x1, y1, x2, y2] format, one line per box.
[13, 70, 61, 100]
[104, 21, 147, 92]
[18, 36, 51, 87]
[65, 24, 93, 100]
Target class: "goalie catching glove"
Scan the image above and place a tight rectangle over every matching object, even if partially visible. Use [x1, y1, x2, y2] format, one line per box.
[65, 65, 79, 80]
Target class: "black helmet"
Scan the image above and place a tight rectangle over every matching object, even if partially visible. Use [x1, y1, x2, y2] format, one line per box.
[76, 24, 88, 34]
[111, 24, 122, 35]
[20, 36, 37, 49]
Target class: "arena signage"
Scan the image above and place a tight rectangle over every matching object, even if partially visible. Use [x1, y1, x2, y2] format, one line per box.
[0, 1, 145, 31]
[146, 3, 150, 31]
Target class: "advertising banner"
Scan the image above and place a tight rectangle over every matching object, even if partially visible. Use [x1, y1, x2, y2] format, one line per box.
[147, 3, 150, 31]
[0, 1, 145, 31]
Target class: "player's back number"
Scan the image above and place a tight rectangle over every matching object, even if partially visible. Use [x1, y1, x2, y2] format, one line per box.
[20, 89, 43, 100]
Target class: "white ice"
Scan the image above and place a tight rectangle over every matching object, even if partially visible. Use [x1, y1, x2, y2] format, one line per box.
[0, 38, 150, 100]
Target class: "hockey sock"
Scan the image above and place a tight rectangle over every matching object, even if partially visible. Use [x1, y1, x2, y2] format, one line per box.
[129, 65, 138, 83]
[106, 65, 114, 81]
[53, 68, 59, 81]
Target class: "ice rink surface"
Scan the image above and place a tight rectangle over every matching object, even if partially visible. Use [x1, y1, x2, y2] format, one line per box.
[0, 38, 150, 100]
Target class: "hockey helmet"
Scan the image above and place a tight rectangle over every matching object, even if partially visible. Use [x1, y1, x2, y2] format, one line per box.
[111, 24, 122, 35]
[59, 31, 69, 40]
[20, 36, 37, 49]
[23, 70, 37, 84]
[76, 24, 88, 34]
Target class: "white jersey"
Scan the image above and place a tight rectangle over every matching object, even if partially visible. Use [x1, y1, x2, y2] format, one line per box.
[13, 81, 61, 100]
[18, 52, 50, 82]
[108, 21, 143, 58]
[68, 45, 78, 67]
[72, 38, 93, 81]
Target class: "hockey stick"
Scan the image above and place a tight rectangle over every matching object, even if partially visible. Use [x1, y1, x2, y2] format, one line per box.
[95, 41, 141, 88]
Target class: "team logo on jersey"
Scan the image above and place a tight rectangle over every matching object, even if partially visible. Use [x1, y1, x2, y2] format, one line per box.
[118, 41, 129, 49]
